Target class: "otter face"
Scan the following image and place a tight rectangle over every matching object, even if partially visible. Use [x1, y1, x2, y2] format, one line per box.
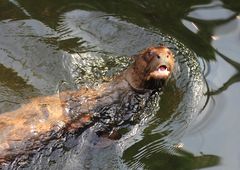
[127, 45, 175, 90]
[136, 45, 175, 81]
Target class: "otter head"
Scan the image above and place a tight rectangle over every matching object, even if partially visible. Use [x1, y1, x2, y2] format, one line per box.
[126, 45, 175, 90]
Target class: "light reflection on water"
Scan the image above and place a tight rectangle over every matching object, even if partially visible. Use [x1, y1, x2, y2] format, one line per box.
[0, 0, 240, 169]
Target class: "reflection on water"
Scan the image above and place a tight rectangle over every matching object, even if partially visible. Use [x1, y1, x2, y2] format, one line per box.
[184, 0, 240, 95]
[0, 64, 39, 113]
[209, 50, 240, 95]
[0, 0, 240, 169]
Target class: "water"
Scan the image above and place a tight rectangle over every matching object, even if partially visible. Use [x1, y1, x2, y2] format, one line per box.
[0, 0, 240, 169]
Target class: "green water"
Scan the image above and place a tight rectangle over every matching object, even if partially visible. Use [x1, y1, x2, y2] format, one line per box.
[0, 0, 240, 169]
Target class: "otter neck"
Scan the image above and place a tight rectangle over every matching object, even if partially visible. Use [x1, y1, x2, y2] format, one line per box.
[124, 65, 165, 92]
[124, 65, 149, 92]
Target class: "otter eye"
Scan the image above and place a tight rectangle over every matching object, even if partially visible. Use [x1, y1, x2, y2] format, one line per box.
[149, 51, 160, 59]
[149, 51, 154, 56]
[167, 51, 171, 58]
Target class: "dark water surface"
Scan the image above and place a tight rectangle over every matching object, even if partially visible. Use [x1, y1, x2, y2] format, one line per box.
[0, 0, 240, 170]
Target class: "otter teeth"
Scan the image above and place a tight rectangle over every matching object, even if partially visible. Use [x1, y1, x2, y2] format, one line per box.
[158, 65, 168, 71]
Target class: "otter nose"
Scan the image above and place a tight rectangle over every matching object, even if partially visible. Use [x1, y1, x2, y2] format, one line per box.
[160, 54, 169, 65]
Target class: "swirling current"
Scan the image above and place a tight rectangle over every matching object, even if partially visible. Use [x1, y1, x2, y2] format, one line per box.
[0, 9, 208, 170]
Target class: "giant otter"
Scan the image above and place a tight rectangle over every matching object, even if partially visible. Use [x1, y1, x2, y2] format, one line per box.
[0, 45, 174, 166]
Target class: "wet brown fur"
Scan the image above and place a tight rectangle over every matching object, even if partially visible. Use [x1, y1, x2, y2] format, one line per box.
[0, 45, 174, 164]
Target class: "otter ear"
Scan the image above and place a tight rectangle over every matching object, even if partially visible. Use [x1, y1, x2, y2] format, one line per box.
[142, 51, 151, 62]
[132, 50, 148, 61]
[131, 54, 139, 61]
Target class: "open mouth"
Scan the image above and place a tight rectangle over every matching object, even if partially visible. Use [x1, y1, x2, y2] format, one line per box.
[157, 65, 170, 77]
[148, 65, 170, 80]
[158, 65, 168, 72]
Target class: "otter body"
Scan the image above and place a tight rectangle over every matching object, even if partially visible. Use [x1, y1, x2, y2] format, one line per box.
[0, 45, 174, 165]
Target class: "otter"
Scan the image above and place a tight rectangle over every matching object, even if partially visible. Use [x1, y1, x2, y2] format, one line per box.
[0, 45, 174, 165]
